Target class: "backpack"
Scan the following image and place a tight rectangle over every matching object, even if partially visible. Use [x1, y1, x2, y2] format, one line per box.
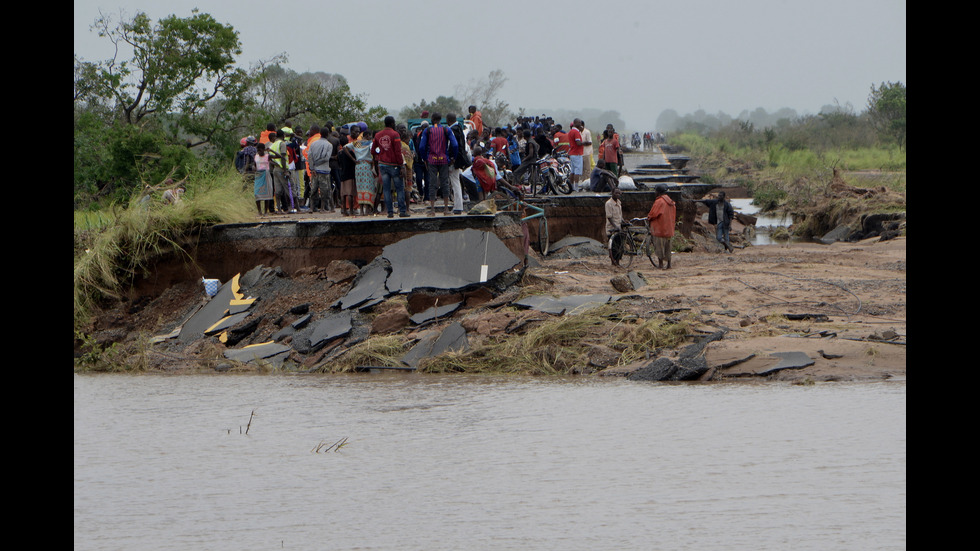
[234, 150, 247, 173]
[451, 125, 471, 169]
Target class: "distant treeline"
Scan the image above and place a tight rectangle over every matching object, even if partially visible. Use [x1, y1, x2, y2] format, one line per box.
[655, 82, 906, 152]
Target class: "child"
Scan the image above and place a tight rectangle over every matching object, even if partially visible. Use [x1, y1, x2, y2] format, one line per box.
[253, 142, 274, 215]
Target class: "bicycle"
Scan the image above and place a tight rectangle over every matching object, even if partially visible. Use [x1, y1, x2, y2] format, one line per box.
[500, 194, 549, 255]
[612, 217, 655, 269]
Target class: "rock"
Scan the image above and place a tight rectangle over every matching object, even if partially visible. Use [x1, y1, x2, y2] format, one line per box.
[372, 305, 411, 335]
[587, 344, 622, 369]
[468, 200, 497, 215]
[627, 355, 709, 381]
[610, 275, 633, 293]
[819, 224, 852, 244]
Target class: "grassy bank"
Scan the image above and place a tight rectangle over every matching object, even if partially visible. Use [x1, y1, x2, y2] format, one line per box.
[667, 132, 906, 237]
[671, 132, 905, 195]
[318, 304, 691, 376]
[74, 168, 256, 332]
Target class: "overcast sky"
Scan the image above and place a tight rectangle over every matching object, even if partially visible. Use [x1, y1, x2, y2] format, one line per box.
[74, 0, 906, 131]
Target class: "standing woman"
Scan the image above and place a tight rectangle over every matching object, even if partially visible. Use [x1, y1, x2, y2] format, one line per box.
[346, 128, 377, 216]
[337, 133, 356, 215]
[253, 142, 274, 215]
[399, 127, 415, 203]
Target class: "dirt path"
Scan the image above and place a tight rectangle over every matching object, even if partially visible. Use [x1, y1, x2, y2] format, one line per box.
[531, 236, 906, 381]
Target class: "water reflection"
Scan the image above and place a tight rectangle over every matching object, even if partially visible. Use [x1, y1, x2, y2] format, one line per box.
[729, 198, 796, 246]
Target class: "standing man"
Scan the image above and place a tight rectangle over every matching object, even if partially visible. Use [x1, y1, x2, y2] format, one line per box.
[580, 120, 594, 182]
[468, 105, 483, 137]
[699, 191, 735, 252]
[306, 127, 334, 212]
[647, 184, 677, 269]
[418, 112, 459, 216]
[447, 113, 470, 214]
[600, 129, 621, 177]
[268, 130, 293, 213]
[372, 116, 409, 218]
[512, 129, 540, 190]
[567, 119, 585, 191]
[605, 187, 624, 266]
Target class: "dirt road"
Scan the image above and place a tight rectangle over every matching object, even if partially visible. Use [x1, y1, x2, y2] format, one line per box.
[532, 235, 906, 381]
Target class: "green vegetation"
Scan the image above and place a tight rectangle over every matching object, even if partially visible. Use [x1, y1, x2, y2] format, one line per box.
[75, 9, 385, 209]
[669, 107, 906, 213]
[74, 167, 255, 331]
[867, 81, 906, 151]
[664, 87, 907, 240]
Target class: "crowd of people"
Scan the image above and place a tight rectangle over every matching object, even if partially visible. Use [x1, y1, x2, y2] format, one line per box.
[234, 108, 646, 217]
[232, 110, 727, 269]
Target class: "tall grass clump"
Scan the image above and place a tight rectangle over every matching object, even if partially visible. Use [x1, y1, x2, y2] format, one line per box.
[420, 307, 612, 375]
[73, 168, 255, 330]
[613, 315, 690, 365]
[418, 305, 692, 375]
[321, 336, 408, 373]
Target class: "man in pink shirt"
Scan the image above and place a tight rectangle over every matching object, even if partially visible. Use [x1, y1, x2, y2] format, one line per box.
[567, 118, 585, 191]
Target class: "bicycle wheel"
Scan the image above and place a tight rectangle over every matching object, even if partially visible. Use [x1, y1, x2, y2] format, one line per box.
[541, 170, 557, 195]
[530, 170, 543, 197]
[620, 232, 637, 269]
[538, 218, 550, 256]
[641, 233, 656, 266]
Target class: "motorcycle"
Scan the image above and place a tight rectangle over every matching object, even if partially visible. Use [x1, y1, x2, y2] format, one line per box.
[530, 154, 572, 196]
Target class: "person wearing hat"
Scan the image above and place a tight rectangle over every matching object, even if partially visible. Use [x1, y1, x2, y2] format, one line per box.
[235, 136, 256, 174]
[647, 184, 677, 269]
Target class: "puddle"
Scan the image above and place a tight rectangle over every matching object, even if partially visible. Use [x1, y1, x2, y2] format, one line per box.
[730, 199, 797, 246]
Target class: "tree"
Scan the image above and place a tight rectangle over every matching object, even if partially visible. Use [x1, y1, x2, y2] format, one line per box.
[249, 61, 372, 123]
[75, 10, 243, 128]
[867, 81, 906, 150]
[242, 59, 386, 139]
[455, 69, 512, 127]
[398, 96, 464, 122]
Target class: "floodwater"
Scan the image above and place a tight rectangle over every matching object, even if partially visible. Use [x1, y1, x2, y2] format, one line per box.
[729, 198, 796, 246]
[74, 374, 905, 550]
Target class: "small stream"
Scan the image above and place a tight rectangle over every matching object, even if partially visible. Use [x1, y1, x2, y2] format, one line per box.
[730, 198, 796, 246]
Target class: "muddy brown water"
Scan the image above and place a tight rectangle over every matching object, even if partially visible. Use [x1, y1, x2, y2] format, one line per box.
[74, 373, 906, 550]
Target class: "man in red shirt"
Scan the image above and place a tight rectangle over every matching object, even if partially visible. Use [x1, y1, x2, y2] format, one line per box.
[372, 116, 410, 218]
[567, 119, 585, 190]
[490, 128, 509, 165]
[647, 184, 677, 269]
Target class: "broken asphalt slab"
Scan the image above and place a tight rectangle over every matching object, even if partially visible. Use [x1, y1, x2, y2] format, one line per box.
[400, 322, 469, 368]
[513, 294, 613, 315]
[383, 229, 521, 292]
[224, 342, 291, 367]
[292, 310, 354, 354]
[179, 274, 249, 343]
[337, 229, 523, 311]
